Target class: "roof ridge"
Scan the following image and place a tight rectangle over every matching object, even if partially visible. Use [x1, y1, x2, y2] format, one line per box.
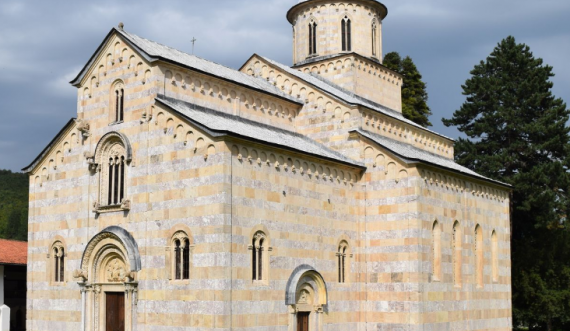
[119, 30, 242, 75]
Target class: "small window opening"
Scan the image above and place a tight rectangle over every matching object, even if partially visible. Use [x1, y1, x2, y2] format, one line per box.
[338, 241, 348, 283]
[341, 17, 352, 52]
[309, 21, 317, 55]
[108, 155, 125, 205]
[372, 20, 377, 56]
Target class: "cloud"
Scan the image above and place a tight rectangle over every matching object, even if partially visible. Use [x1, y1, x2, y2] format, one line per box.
[0, 0, 568, 171]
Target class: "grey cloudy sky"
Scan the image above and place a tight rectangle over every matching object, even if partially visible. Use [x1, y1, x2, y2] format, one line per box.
[1, 0, 568, 172]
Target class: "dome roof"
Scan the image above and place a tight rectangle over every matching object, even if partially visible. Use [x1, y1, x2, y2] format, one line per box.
[287, 0, 388, 24]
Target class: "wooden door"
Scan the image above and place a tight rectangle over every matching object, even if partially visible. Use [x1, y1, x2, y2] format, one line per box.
[297, 312, 310, 331]
[106, 292, 125, 331]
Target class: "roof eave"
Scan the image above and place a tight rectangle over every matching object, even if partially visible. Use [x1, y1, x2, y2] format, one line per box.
[259, 55, 454, 143]
[153, 56, 303, 107]
[350, 130, 511, 189]
[155, 98, 366, 170]
[70, 28, 160, 88]
[286, 0, 388, 24]
[22, 118, 77, 173]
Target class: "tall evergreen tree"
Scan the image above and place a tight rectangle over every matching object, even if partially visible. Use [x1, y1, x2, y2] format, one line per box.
[442, 36, 570, 331]
[383, 51, 432, 127]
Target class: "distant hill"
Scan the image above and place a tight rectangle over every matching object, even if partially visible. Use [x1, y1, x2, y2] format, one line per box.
[0, 170, 29, 241]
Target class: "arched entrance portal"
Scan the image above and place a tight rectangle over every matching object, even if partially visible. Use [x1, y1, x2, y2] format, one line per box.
[75, 226, 141, 331]
[285, 265, 328, 331]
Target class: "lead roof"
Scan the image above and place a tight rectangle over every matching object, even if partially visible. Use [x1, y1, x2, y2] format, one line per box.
[354, 129, 510, 187]
[156, 95, 365, 169]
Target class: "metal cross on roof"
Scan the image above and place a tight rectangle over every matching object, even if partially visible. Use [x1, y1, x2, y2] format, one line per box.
[191, 37, 197, 55]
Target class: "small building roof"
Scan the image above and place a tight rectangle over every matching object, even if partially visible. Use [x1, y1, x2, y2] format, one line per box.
[156, 96, 365, 169]
[353, 129, 510, 188]
[258, 55, 454, 142]
[0, 239, 27, 266]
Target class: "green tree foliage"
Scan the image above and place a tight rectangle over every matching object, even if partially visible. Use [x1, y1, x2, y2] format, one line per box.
[383, 52, 432, 127]
[442, 36, 570, 331]
[0, 170, 28, 241]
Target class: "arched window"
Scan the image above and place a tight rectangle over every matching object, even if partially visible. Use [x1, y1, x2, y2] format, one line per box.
[475, 225, 483, 287]
[341, 16, 352, 52]
[107, 154, 125, 205]
[308, 20, 317, 55]
[172, 231, 191, 280]
[432, 221, 441, 281]
[51, 240, 65, 283]
[492, 230, 499, 282]
[94, 132, 132, 211]
[371, 19, 378, 56]
[252, 231, 267, 281]
[453, 221, 462, 286]
[337, 241, 349, 283]
[112, 81, 125, 123]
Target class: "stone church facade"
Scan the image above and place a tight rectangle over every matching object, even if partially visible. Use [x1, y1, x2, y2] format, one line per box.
[24, 0, 512, 330]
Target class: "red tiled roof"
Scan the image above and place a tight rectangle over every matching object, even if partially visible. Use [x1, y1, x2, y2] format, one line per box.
[0, 239, 27, 265]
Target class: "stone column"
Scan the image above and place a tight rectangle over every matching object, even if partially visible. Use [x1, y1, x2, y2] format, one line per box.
[125, 282, 138, 331]
[79, 283, 87, 331]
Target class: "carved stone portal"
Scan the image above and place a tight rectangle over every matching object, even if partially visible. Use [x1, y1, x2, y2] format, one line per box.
[106, 258, 126, 282]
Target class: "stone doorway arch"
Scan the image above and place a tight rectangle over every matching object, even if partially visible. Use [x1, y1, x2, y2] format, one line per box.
[285, 265, 328, 331]
[74, 226, 141, 331]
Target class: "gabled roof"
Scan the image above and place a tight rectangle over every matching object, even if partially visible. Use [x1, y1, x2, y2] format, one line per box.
[22, 118, 77, 173]
[255, 55, 454, 142]
[156, 95, 365, 169]
[70, 28, 302, 106]
[0, 239, 27, 265]
[353, 129, 510, 188]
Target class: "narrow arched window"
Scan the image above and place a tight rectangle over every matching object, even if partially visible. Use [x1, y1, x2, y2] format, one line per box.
[371, 20, 377, 56]
[59, 248, 65, 282]
[111, 81, 125, 123]
[475, 225, 483, 287]
[53, 247, 59, 282]
[252, 236, 257, 280]
[172, 231, 191, 280]
[174, 239, 181, 279]
[338, 241, 349, 283]
[341, 17, 351, 52]
[258, 237, 264, 280]
[183, 238, 190, 279]
[492, 230, 499, 282]
[432, 221, 441, 281]
[51, 241, 65, 283]
[108, 155, 126, 205]
[453, 221, 462, 286]
[308, 21, 317, 55]
[252, 231, 267, 281]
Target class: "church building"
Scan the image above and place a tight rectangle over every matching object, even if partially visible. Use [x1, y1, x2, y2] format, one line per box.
[23, 0, 512, 330]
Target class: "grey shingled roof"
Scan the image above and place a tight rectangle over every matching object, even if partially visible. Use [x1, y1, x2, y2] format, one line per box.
[71, 28, 301, 105]
[259, 56, 453, 142]
[22, 119, 77, 173]
[156, 96, 365, 168]
[354, 129, 510, 187]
